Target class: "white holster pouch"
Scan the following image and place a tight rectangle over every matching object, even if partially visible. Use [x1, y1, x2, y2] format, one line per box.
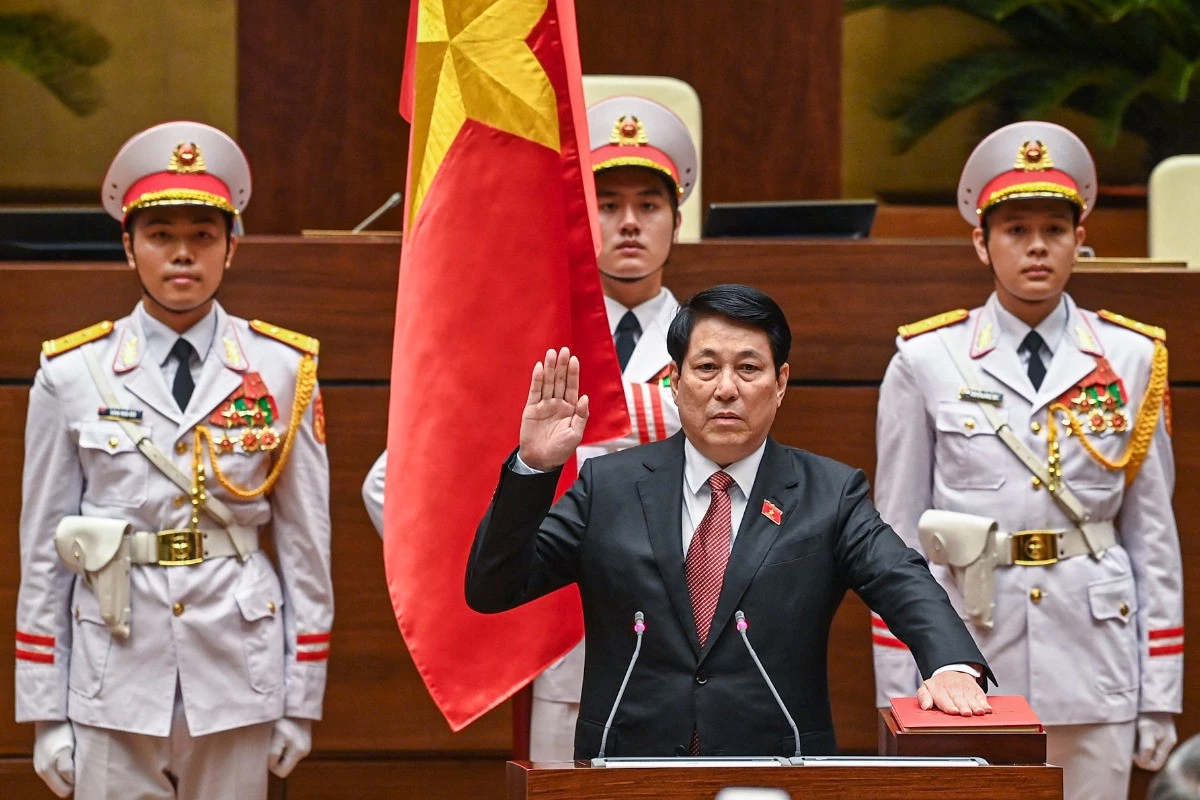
[918, 509, 999, 630]
[55, 516, 133, 639]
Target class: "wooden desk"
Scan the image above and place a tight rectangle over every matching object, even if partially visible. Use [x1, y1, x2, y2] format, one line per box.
[508, 760, 1062, 800]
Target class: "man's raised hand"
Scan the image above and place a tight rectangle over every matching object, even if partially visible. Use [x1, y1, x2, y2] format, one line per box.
[518, 347, 589, 472]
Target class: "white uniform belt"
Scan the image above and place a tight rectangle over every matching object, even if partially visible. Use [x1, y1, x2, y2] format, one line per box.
[128, 526, 258, 566]
[995, 522, 1116, 567]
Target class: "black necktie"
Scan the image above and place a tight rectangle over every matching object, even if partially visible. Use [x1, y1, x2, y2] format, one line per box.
[1020, 331, 1047, 390]
[170, 338, 196, 411]
[614, 311, 641, 371]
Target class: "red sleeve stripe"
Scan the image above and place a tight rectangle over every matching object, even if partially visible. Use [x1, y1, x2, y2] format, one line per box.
[1149, 643, 1185, 657]
[297, 632, 331, 645]
[649, 388, 667, 442]
[15, 648, 54, 664]
[296, 648, 330, 662]
[872, 634, 909, 651]
[15, 631, 55, 647]
[1149, 627, 1185, 640]
[630, 385, 651, 445]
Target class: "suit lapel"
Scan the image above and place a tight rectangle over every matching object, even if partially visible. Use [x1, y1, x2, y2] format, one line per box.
[702, 438, 796, 663]
[636, 434, 699, 658]
[117, 316, 182, 425]
[1033, 298, 1104, 413]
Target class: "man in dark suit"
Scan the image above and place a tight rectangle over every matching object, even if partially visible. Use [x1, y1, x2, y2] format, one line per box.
[466, 284, 993, 758]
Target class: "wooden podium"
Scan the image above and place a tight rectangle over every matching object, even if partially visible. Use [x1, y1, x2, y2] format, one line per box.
[507, 760, 1062, 799]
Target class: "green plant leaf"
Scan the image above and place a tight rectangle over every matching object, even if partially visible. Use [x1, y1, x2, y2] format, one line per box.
[0, 11, 110, 116]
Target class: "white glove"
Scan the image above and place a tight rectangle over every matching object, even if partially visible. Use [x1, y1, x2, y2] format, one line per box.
[33, 721, 75, 798]
[1133, 712, 1177, 771]
[267, 717, 312, 778]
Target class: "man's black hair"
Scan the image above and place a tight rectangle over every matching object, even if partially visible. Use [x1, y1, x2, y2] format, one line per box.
[667, 284, 791, 375]
[125, 207, 235, 246]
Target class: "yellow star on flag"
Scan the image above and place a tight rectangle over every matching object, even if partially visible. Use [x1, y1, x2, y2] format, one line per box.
[408, 0, 560, 224]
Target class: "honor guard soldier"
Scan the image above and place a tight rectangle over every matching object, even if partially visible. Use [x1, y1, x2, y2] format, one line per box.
[361, 96, 697, 760]
[871, 121, 1182, 800]
[16, 122, 333, 799]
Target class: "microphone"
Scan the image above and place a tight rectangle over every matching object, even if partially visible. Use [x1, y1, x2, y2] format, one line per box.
[597, 611, 645, 759]
[735, 611, 801, 757]
[351, 191, 403, 233]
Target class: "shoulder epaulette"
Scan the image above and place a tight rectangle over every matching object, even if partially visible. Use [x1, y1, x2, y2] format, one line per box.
[898, 309, 969, 340]
[1097, 310, 1165, 342]
[249, 320, 320, 356]
[42, 320, 114, 358]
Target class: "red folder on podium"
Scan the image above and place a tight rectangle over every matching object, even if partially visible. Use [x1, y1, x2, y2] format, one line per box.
[890, 695, 1044, 733]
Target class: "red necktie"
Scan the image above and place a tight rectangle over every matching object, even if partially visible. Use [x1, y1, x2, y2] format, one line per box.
[685, 471, 735, 647]
[685, 470, 735, 755]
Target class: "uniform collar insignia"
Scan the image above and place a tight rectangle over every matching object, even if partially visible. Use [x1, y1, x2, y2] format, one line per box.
[1071, 307, 1104, 357]
[217, 319, 248, 372]
[111, 324, 142, 373]
[969, 306, 998, 359]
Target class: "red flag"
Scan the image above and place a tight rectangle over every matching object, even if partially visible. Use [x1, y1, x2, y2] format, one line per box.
[384, 0, 629, 731]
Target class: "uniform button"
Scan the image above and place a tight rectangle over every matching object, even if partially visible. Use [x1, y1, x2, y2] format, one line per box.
[964, 418, 976, 430]
[75, 606, 81, 620]
[175, 441, 188, 455]
[1030, 588, 1044, 604]
[1119, 602, 1130, 617]
[1030, 421, 1042, 434]
[107, 437, 119, 449]
[173, 602, 185, 617]
[267, 602, 277, 614]
[172, 495, 187, 508]
[1031, 476, 1042, 490]
[694, 670, 708, 685]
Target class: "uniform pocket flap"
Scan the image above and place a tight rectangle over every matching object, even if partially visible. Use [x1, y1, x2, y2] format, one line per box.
[1088, 576, 1137, 623]
[235, 576, 284, 622]
[935, 402, 1002, 437]
[79, 421, 143, 454]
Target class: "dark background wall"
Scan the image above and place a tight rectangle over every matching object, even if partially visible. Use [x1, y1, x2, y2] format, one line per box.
[237, 1, 843, 234]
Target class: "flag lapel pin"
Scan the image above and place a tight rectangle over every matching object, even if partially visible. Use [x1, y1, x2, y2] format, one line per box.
[762, 500, 783, 525]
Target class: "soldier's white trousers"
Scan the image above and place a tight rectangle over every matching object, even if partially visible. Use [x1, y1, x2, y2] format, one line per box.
[529, 697, 579, 761]
[73, 692, 273, 800]
[1047, 721, 1136, 800]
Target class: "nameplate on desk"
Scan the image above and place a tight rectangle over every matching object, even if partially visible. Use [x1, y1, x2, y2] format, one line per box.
[590, 757, 789, 768]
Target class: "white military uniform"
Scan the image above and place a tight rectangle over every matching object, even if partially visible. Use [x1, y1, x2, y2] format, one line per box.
[530, 288, 681, 760]
[872, 121, 1182, 800]
[16, 121, 332, 800]
[16, 303, 333, 796]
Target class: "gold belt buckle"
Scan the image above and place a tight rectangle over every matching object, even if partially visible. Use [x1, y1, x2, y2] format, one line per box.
[1011, 530, 1059, 566]
[157, 529, 204, 566]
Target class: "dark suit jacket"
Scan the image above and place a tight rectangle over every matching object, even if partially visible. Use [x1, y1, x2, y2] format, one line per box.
[466, 433, 991, 758]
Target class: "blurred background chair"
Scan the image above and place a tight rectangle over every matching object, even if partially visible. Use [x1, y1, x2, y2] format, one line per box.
[1149, 155, 1200, 268]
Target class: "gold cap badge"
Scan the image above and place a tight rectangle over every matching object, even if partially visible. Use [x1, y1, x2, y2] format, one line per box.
[610, 115, 648, 147]
[169, 142, 207, 174]
[1015, 140, 1054, 172]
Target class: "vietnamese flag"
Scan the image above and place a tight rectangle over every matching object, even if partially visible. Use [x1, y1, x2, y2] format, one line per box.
[384, 0, 629, 731]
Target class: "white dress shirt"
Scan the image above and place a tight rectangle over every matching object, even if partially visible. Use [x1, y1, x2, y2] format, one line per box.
[603, 288, 676, 350]
[135, 302, 217, 390]
[993, 294, 1067, 377]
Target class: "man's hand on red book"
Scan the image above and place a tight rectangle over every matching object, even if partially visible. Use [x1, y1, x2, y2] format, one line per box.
[918, 671, 993, 716]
